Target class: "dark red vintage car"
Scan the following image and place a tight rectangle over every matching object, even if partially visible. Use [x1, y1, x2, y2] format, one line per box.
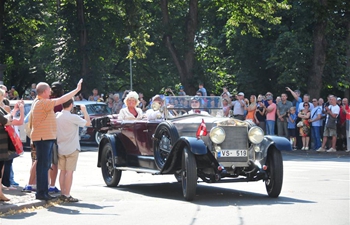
[74, 101, 111, 144]
[93, 96, 292, 201]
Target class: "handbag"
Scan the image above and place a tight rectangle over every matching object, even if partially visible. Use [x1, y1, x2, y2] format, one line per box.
[297, 121, 303, 127]
[325, 116, 337, 129]
[52, 142, 58, 165]
[5, 125, 24, 155]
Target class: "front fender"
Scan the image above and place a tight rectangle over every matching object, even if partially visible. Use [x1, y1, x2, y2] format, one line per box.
[161, 136, 207, 174]
[260, 135, 292, 159]
[97, 133, 117, 167]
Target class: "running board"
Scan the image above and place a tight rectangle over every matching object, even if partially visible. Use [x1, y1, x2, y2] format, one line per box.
[115, 167, 161, 175]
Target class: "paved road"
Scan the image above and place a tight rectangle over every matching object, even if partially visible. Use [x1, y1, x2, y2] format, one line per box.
[1, 146, 349, 225]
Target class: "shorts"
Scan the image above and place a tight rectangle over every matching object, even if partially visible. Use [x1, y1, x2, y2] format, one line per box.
[58, 150, 79, 171]
[323, 127, 337, 137]
[288, 128, 296, 137]
[31, 143, 37, 162]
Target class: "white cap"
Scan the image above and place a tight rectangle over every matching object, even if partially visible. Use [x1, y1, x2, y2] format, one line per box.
[238, 92, 244, 96]
[337, 97, 341, 101]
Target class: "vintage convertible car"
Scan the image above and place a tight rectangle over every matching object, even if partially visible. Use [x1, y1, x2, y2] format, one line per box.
[92, 96, 291, 201]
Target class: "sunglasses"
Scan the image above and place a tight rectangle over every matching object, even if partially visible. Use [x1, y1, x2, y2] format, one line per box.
[303, 104, 309, 106]
[191, 100, 199, 103]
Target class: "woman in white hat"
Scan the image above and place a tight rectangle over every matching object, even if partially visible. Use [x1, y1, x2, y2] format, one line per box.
[118, 91, 143, 120]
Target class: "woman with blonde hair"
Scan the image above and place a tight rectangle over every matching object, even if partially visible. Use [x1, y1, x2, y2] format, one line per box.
[246, 95, 257, 122]
[118, 91, 143, 120]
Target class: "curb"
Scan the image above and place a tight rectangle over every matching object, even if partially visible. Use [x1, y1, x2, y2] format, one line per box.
[0, 199, 45, 214]
[0, 189, 61, 216]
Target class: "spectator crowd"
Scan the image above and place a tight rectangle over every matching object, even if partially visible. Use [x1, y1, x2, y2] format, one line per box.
[1, 80, 349, 203]
[83, 84, 348, 154]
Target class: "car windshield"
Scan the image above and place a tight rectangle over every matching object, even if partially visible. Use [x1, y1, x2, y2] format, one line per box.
[76, 104, 111, 115]
[153, 96, 226, 119]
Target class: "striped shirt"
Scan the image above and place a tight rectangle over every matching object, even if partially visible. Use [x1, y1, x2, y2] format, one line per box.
[31, 98, 57, 141]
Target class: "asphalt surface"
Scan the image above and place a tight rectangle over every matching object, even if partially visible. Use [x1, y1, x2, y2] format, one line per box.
[0, 147, 349, 217]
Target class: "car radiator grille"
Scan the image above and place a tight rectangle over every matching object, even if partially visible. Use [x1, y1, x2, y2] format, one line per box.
[220, 126, 248, 150]
[218, 126, 249, 163]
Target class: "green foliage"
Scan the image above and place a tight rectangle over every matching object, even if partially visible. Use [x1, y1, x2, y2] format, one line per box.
[0, 0, 348, 100]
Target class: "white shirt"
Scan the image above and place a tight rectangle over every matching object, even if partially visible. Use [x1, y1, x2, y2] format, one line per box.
[146, 109, 163, 120]
[56, 110, 87, 155]
[118, 107, 143, 120]
[325, 104, 340, 124]
[188, 110, 209, 115]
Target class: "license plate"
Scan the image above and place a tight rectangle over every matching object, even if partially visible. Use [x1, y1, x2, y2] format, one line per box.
[218, 150, 247, 157]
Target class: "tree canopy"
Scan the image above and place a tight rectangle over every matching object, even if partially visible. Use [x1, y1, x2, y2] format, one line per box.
[0, 0, 348, 100]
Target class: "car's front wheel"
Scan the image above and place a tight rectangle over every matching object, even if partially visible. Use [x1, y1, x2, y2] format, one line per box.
[265, 148, 283, 198]
[181, 147, 197, 201]
[101, 142, 122, 187]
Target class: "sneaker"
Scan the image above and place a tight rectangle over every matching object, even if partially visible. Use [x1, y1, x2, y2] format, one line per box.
[48, 186, 60, 193]
[305, 147, 309, 151]
[22, 185, 33, 192]
[346, 150, 350, 153]
[10, 181, 19, 186]
[326, 148, 337, 153]
[316, 147, 326, 152]
[65, 196, 79, 202]
[293, 146, 297, 151]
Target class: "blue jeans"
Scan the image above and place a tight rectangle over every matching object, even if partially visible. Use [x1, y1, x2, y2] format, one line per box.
[266, 120, 275, 135]
[311, 126, 321, 150]
[34, 140, 54, 197]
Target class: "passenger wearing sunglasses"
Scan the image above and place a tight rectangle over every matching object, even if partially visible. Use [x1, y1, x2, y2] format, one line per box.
[298, 103, 311, 150]
[187, 96, 209, 115]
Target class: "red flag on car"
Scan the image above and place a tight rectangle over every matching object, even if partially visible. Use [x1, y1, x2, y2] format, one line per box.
[196, 119, 207, 139]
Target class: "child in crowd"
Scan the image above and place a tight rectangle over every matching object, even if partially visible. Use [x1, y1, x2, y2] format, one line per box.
[287, 106, 297, 150]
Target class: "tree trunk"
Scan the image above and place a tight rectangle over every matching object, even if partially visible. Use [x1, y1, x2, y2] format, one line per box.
[345, 20, 350, 99]
[76, 0, 87, 78]
[308, 0, 327, 99]
[160, 0, 198, 94]
[0, 0, 5, 46]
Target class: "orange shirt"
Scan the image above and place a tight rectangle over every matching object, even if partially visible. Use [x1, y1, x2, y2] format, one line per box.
[346, 105, 350, 120]
[246, 105, 256, 121]
[31, 98, 57, 141]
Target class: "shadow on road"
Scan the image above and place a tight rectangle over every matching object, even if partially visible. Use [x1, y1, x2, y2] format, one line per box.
[112, 182, 314, 206]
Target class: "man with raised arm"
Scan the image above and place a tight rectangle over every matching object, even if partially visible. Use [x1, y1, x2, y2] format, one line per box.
[31, 79, 83, 201]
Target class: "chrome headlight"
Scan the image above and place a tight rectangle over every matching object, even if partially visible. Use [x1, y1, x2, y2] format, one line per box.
[248, 126, 264, 144]
[209, 127, 226, 144]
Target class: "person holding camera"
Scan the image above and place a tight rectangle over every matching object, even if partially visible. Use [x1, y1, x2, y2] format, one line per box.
[317, 95, 340, 152]
[309, 98, 322, 150]
[255, 100, 266, 133]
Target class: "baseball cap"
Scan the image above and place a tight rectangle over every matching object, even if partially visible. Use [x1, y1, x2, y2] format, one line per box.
[238, 92, 244, 96]
[337, 97, 341, 101]
[266, 96, 273, 101]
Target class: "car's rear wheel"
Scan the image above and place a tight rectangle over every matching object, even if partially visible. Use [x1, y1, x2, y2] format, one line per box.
[95, 131, 103, 145]
[101, 142, 122, 187]
[265, 148, 283, 198]
[153, 121, 179, 170]
[181, 147, 197, 201]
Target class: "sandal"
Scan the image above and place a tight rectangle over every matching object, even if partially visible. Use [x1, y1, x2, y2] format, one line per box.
[66, 196, 79, 202]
